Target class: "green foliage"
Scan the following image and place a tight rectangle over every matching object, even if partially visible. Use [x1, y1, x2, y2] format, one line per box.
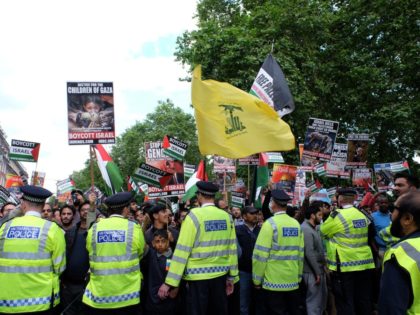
[71, 159, 108, 194]
[175, 0, 419, 175]
[112, 100, 201, 178]
[71, 100, 200, 191]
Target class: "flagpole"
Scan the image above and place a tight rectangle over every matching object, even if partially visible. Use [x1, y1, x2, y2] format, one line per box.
[90, 145, 95, 193]
[223, 170, 227, 203]
[32, 161, 39, 185]
[247, 165, 250, 192]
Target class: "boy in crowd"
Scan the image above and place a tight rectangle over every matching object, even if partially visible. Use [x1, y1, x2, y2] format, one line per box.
[141, 230, 178, 315]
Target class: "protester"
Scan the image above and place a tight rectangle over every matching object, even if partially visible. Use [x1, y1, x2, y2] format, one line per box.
[141, 229, 178, 315]
[301, 202, 327, 315]
[158, 181, 238, 315]
[82, 192, 145, 314]
[53, 207, 62, 224]
[378, 191, 420, 314]
[60, 205, 76, 231]
[41, 202, 54, 220]
[393, 172, 419, 198]
[320, 188, 375, 315]
[60, 202, 90, 315]
[0, 185, 66, 314]
[231, 206, 244, 226]
[372, 194, 391, 263]
[0, 202, 16, 219]
[236, 206, 261, 315]
[145, 204, 179, 251]
[135, 207, 145, 226]
[252, 189, 304, 315]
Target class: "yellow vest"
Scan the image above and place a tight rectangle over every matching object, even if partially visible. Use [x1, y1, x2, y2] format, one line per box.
[252, 213, 304, 291]
[383, 237, 420, 315]
[165, 205, 238, 287]
[0, 215, 66, 313]
[378, 225, 400, 249]
[83, 216, 145, 309]
[320, 206, 374, 272]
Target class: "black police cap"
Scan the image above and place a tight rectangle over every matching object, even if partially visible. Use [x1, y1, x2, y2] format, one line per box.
[271, 189, 291, 202]
[105, 192, 133, 209]
[337, 188, 357, 196]
[21, 185, 52, 203]
[196, 181, 219, 196]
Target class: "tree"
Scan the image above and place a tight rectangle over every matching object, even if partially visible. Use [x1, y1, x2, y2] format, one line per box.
[175, 0, 419, 174]
[70, 159, 108, 194]
[111, 99, 200, 178]
[71, 100, 201, 191]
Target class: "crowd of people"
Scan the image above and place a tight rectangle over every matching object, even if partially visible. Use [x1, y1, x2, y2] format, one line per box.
[0, 172, 419, 315]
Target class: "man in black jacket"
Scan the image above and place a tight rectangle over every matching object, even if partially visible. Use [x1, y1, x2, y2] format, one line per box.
[60, 202, 90, 315]
[236, 206, 261, 315]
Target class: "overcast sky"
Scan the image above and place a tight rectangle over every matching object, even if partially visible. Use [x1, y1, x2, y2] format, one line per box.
[0, 0, 197, 193]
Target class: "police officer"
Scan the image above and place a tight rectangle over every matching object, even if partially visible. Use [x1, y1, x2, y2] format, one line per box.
[158, 181, 238, 315]
[379, 191, 420, 314]
[320, 188, 375, 315]
[0, 185, 66, 314]
[82, 192, 146, 315]
[252, 189, 304, 315]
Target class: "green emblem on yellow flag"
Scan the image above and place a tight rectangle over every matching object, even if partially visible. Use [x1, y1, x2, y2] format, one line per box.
[192, 65, 295, 158]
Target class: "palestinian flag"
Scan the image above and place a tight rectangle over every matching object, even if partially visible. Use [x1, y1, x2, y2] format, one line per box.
[94, 144, 124, 196]
[314, 163, 326, 177]
[127, 176, 140, 194]
[182, 160, 208, 202]
[251, 153, 269, 208]
[163, 135, 188, 160]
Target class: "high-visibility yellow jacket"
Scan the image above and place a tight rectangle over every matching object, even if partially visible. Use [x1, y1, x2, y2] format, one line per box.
[378, 226, 400, 249]
[320, 206, 375, 272]
[165, 205, 238, 287]
[252, 212, 304, 291]
[83, 216, 145, 309]
[383, 236, 420, 315]
[0, 214, 66, 313]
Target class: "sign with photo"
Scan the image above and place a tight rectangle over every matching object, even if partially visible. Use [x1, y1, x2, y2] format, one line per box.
[67, 82, 115, 145]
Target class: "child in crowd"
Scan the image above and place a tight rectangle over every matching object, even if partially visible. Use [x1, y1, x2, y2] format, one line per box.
[141, 229, 178, 315]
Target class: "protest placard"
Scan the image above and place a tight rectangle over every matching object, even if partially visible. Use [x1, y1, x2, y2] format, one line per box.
[272, 164, 297, 196]
[67, 82, 115, 145]
[326, 143, 351, 178]
[346, 134, 369, 168]
[142, 141, 185, 197]
[162, 135, 188, 160]
[374, 161, 409, 192]
[9, 139, 40, 162]
[238, 154, 259, 166]
[302, 118, 339, 161]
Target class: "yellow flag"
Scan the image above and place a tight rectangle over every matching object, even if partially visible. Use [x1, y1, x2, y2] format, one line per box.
[192, 65, 295, 158]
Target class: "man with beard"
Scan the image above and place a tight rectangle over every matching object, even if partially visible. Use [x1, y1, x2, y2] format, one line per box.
[320, 188, 375, 315]
[230, 206, 243, 226]
[236, 206, 261, 315]
[42, 202, 54, 221]
[302, 202, 327, 315]
[60, 205, 76, 231]
[378, 191, 420, 315]
[60, 202, 90, 314]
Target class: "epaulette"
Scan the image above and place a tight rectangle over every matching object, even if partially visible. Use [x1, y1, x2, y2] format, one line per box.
[128, 218, 139, 225]
[330, 210, 338, 218]
[0, 215, 16, 229]
[357, 208, 373, 224]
